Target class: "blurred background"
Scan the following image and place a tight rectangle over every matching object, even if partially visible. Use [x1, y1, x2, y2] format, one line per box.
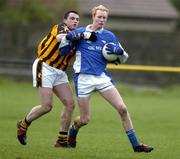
[0, 0, 179, 86]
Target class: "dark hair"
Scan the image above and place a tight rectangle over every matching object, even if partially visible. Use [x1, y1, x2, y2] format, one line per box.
[63, 10, 79, 19]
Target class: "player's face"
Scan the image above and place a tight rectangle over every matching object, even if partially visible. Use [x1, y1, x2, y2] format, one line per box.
[65, 13, 79, 30]
[92, 10, 108, 30]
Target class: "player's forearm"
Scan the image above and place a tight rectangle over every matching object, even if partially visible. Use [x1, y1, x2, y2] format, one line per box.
[59, 37, 72, 56]
[66, 30, 97, 42]
[56, 33, 66, 42]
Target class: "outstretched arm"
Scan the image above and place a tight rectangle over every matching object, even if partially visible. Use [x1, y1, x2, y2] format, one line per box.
[66, 30, 97, 42]
[59, 30, 98, 56]
[59, 36, 73, 56]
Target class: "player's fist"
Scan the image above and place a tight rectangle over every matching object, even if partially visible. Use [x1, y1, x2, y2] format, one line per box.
[81, 32, 97, 42]
[66, 31, 81, 41]
[66, 31, 97, 42]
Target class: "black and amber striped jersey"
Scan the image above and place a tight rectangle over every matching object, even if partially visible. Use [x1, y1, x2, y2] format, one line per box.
[37, 23, 75, 71]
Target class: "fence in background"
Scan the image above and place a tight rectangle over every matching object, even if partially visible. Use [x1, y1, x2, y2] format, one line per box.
[0, 24, 180, 85]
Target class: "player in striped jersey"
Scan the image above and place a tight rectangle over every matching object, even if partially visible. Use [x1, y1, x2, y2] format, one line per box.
[17, 11, 79, 148]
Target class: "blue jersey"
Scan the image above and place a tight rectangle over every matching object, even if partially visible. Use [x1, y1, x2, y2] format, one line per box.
[63, 25, 124, 76]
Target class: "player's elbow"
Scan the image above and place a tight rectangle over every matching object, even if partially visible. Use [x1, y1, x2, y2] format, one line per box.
[59, 47, 70, 56]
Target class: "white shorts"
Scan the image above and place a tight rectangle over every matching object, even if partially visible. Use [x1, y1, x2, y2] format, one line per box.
[74, 72, 114, 97]
[32, 59, 69, 88]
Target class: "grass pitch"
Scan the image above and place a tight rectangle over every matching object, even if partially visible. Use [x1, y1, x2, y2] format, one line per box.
[0, 77, 180, 159]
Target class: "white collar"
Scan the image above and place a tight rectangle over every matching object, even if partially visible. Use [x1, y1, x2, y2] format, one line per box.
[85, 24, 104, 33]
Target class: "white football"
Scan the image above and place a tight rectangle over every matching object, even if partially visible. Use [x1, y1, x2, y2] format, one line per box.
[102, 42, 118, 62]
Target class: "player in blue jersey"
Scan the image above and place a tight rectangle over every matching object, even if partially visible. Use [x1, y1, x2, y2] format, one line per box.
[59, 5, 154, 152]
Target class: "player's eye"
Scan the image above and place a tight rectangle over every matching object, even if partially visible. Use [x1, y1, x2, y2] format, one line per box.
[70, 17, 79, 22]
[97, 16, 106, 20]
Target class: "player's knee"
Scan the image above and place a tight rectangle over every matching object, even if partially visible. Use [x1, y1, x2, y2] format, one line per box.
[117, 104, 128, 116]
[62, 98, 75, 110]
[65, 102, 75, 115]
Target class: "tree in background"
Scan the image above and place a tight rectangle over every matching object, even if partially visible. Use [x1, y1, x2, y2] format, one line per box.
[0, 0, 80, 24]
[170, 0, 180, 29]
[171, 0, 180, 11]
[0, 0, 7, 10]
[0, 0, 54, 24]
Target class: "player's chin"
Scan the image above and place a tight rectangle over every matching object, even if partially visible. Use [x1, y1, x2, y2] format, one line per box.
[72, 24, 78, 29]
[99, 23, 104, 28]
[69, 26, 75, 30]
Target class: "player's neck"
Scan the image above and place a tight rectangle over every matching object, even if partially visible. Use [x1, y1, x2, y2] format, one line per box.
[89, 24, 102, 32]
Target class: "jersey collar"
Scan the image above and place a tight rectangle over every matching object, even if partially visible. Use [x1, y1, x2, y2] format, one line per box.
[86, 24, 104, 33]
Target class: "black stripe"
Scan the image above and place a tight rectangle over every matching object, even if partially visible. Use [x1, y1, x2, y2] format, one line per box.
[62, 53, 74, 70]
[59, 131, 68, 135]
[25, 117, 31, 126]
[56, 56, 67, 70]
[42, 42, 59, 62]
[56, 50, 75, 70]
[49, 54, 61, 66]
[36, 60, 42, 87]
[39, 36, 56, 58]
[41, 33, 51, 50]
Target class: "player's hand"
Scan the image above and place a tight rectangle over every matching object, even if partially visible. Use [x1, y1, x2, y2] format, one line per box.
[112, 51, 129, 65]
[105, 43, 123, 55]
[81, 32, 97, 42]
[66, 31, 81, 41]
[66, 31, 97, 42]
[56, 33, 66, 42]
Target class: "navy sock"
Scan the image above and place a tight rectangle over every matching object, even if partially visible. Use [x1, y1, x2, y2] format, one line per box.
[69, 125, 78, 138]
[126, 129, 139, 149]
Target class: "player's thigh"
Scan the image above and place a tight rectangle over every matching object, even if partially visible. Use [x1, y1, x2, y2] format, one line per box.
[53, 82, 74, 105]
[100, 87, 125, 109]
[38, 87, 53, 106]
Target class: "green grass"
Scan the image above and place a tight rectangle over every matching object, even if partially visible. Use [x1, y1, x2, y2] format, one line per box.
[0, 77, 180, 159]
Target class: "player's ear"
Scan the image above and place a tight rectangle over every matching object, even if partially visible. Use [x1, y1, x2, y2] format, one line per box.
[63, 19, 66, 23]
[92, 15, 95, 21]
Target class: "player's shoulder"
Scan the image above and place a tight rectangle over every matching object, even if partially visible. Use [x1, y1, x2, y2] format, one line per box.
[49, 24, 60, 36]
[101, 28, 116, 41]
[57, 23, 69, 33]
[103, 28, 116, 37]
